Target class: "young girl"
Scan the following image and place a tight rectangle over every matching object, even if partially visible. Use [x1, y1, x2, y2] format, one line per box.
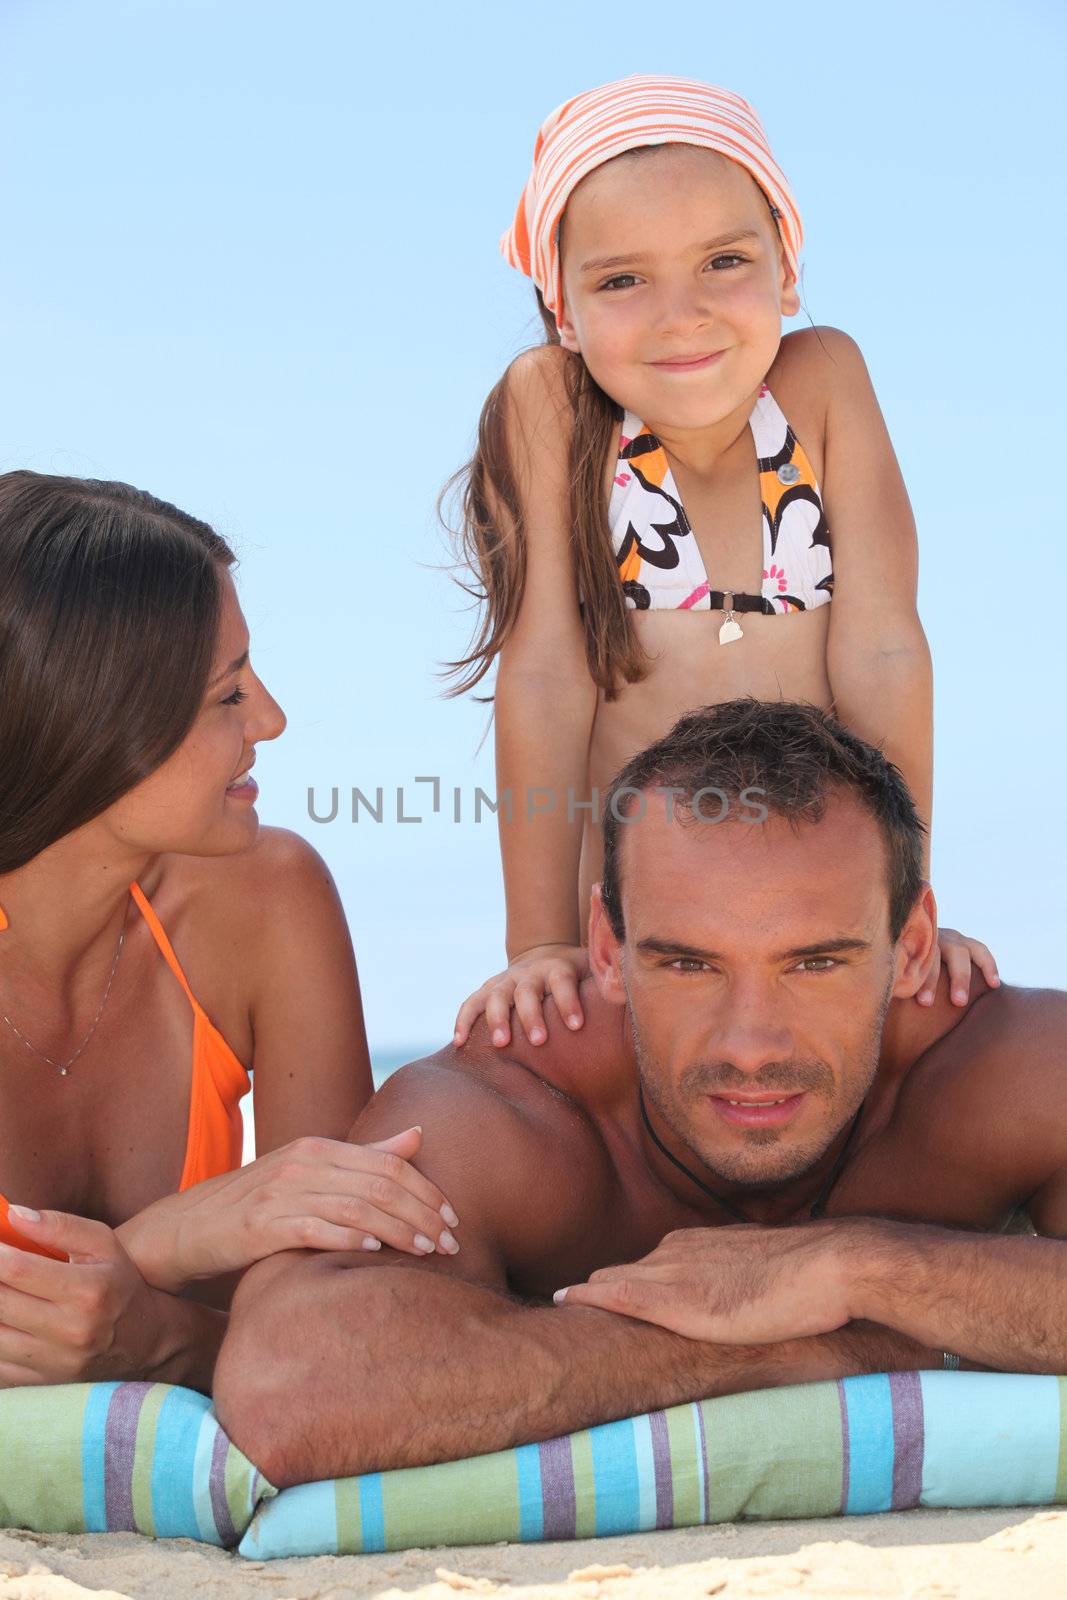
[449, 74, 996, 1049]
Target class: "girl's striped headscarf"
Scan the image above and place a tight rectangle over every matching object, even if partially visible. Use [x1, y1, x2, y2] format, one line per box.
[500, 74, 803, 330]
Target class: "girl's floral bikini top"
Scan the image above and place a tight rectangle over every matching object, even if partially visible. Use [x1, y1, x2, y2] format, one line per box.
[608, 383, 834, 627]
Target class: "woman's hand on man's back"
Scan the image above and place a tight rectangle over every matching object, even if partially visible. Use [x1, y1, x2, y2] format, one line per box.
[115, 1126, 461, 1291]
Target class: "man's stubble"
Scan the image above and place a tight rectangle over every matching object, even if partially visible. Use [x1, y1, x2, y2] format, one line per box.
[627, 973, 895, 1191]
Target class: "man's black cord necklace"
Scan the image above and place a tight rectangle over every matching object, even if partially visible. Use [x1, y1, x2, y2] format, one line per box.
[637, 1085, 866, 1225]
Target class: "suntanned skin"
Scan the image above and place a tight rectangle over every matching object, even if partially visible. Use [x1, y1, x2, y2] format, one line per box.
[214, 793, 1067, 1487]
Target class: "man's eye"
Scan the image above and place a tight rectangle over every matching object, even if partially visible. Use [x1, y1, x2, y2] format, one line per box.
[668, 958, 707, 974]
[795, 957, 841, 974]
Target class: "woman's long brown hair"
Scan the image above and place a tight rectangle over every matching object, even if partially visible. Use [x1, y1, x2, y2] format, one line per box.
[0, 472, 235, 873]
[438, 286, 650, 704]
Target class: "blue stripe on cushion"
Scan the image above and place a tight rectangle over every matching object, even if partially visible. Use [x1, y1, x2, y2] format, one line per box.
[242, 1480, 337, 1558]
[842, 1373, 895, 1513]
[515, 1442, 544, 1541]
[921, 1371, 1062, 1506]
[81, 1382, 119, 1532]
[590, 1416, 640, 1536]
[358, 1473, 385, 1552]
[150, 1387, 208, 1538]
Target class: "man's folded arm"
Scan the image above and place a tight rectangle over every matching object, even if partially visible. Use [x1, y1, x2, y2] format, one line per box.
[213, 1054, 936, 1486]
[847, 1178, 1067, 1374]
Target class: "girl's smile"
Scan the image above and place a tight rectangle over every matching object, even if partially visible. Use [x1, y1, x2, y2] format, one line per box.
[649, 349, 728, 371]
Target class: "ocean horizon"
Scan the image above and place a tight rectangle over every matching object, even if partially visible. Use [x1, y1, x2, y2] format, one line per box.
[371, 1043, 439, 1088]
[240, 1044, 438, 1164]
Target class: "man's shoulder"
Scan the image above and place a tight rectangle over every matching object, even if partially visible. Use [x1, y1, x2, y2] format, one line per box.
[357, 1043, 620, 1288]
[364, 1003, 623, 1189]
[376, 979, 628, 1158]
[913, 982, 1067, 1078]
[463, 976, 636, 1112]
[892, 982, 1067, 1172]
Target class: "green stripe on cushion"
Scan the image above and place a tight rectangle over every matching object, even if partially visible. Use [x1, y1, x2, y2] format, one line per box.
[373, 1450, 524, 1551]
[0, 1385, 92, 1531]
[224, 1435, 264, 1533]
[130, 1383, 169, 1535]
[665, 1403, 702, 1527]
[571, 1429, 597, 1539]
[701, 1382, 843, 1519]
[334, 1473, 362, 1547]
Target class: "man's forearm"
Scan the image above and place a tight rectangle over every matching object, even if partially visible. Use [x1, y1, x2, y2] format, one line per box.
[850, 1222, 1067, 1371]
[214, 1255, 935, 1487]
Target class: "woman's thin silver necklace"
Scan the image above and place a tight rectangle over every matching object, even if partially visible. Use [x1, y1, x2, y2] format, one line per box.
[0, 905, 128, 1077]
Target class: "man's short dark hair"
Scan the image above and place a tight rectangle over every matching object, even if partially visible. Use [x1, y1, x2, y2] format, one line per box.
[600, 699, 926, 943]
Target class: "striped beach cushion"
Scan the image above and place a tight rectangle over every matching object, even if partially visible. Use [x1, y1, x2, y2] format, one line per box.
[238, 1372, 1067, 1558]
[0, 1380, 271, 1545]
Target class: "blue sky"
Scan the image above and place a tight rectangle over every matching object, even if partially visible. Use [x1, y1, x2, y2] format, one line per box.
[2, 0, 1064, 1052]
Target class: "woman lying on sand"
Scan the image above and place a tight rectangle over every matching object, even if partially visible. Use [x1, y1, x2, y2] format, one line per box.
[0, 471, 459, 1392]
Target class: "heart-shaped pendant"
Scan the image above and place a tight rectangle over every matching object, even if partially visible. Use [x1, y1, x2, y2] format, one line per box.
[719, 617, 743, 644]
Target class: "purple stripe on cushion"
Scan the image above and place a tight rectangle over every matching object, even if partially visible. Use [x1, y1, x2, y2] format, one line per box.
[889, 1371, 924, 1509]
[648, 1409, 674, 1529]
[103, 1382, 152, 1531]
[837, 1379, 851, 1514]
[538, 1436, 576, 1540]
[209, 1426, 237, 1546]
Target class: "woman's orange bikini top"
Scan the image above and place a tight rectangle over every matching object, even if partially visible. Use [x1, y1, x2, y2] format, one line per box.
[0, 881, 251, 1259]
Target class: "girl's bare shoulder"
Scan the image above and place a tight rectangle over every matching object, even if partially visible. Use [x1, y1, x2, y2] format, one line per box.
[767, 326, 874, 477]
[502, 343, 579, 457]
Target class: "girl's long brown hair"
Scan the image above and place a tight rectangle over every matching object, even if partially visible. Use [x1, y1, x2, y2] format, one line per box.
[438, 286, 650, 704]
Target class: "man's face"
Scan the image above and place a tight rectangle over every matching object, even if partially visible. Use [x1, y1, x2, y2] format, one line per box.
[598, 791, 903, 1190]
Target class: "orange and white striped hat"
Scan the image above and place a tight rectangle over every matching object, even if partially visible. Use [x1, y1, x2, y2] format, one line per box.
[500, 74, 803, 329]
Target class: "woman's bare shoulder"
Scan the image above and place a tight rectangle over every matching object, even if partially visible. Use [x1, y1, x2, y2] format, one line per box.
[161, 828, 341, 931]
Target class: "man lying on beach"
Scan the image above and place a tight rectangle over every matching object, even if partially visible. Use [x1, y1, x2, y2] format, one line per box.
[214, 699, 1067, 1488]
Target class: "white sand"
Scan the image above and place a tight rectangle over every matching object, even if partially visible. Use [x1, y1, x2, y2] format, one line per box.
[0, 1508, 1063, 1599]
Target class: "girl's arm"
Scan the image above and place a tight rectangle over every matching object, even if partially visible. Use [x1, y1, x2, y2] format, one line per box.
[817, 327, 934, 869]
[818, 329, 997, 1004]
[456, 348, 599, 1046]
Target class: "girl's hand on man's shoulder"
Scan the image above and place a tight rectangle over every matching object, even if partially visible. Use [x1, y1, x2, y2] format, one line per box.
[453, 944, 591, 1049]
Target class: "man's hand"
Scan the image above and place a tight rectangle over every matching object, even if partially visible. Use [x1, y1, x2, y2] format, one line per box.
[554, 1222, 853, 1344]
